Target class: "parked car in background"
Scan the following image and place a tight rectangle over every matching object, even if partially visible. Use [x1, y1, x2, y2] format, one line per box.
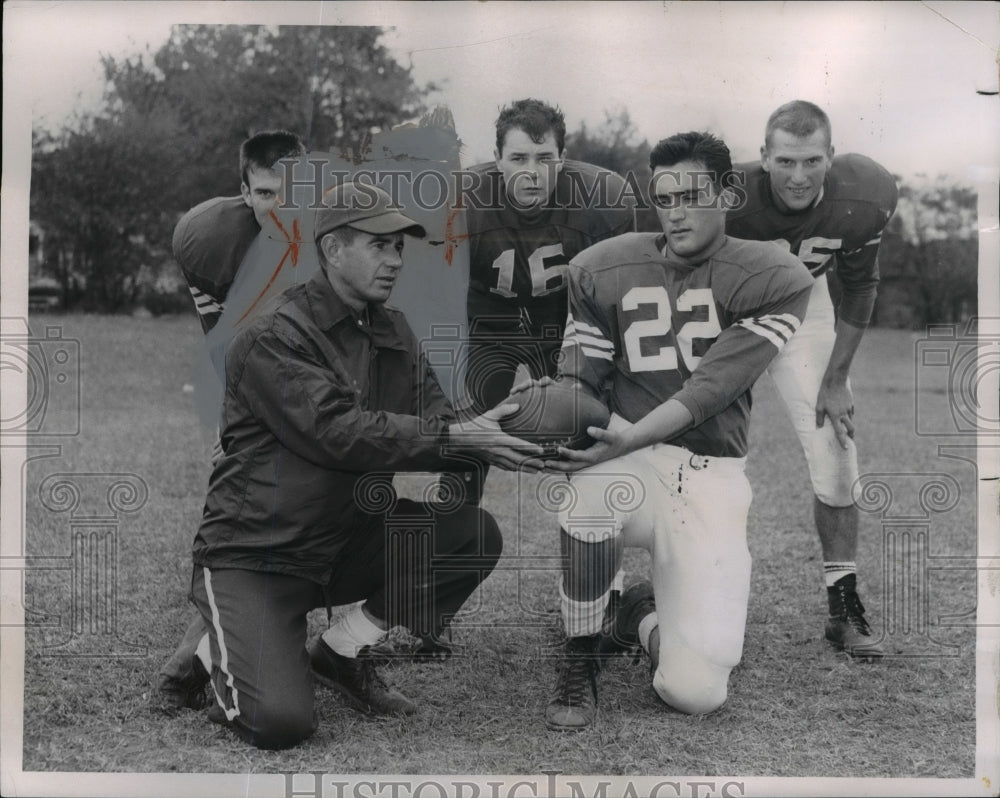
[28, 277, 62, 313]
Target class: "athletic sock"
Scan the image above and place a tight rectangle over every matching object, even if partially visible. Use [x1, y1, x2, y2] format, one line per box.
[195, 633, 211, 672]
[560, 581, 609, 638]
[824, 561, 856, 588]
[637, 613, 659, 654]
[322, 604, 387, 658]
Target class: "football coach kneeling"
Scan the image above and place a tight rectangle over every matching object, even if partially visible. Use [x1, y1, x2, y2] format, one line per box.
[186, 181, 545, 749]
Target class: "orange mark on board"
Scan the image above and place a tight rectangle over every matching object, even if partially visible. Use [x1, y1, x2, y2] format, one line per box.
[236, 212, 302, 326]
[443, 206, 469, 267]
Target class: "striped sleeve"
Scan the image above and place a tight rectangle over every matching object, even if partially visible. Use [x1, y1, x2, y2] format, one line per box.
[736, 312, 801, 351]
[671, 267, 812, 426]
[188, 286, 225, 333]
[564, 313, 614, 362]
[559, 265, 616, 395]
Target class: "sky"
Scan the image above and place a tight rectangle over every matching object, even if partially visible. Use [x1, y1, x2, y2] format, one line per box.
[6, 0, 999, 181]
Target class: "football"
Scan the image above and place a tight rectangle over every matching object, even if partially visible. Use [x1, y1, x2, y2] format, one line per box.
[499, 379, 611, 452]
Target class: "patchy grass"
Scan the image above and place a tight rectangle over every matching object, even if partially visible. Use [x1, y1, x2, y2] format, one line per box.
[18, 316, 976, 778]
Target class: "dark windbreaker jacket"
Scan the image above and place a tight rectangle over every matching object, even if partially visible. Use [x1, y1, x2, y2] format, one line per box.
[192, 268, 461, 585]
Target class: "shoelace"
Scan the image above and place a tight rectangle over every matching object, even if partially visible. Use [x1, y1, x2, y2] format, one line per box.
[556, 658, 596, 706]
[357, 657, 390, 695]
[841, 590, 873, 635]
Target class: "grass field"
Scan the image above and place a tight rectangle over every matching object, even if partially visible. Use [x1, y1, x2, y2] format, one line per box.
[17, 313, 978, 781]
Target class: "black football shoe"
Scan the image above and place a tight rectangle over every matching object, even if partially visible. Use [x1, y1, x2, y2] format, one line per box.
[310, 638, 417, 715]
[825, 574, 885, 660]
[597, 580, 656, 664]
[366, 636, 454, 664]
[545, 634, 599, 732]
[157, 652, 210, 712]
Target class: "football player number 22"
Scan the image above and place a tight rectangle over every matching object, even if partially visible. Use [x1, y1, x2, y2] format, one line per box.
[622, 286, 720, 372]
[491, 245, 568, 298]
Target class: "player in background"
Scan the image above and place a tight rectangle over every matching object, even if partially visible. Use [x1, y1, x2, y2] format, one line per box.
[726, 101, 898, 658]
[540, 131, 813, 731]
[456, 99, 636, 507]
[173, 130, 306, 334]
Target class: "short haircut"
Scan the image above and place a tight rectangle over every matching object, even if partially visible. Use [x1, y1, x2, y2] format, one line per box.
[327, 225, 363, 246]
[495, 99, 566, 155]
[764, 100, 832, 149]
[240, 130, 306, 185]
[649, 131, 734, 189]
[318, 224, 363, 266]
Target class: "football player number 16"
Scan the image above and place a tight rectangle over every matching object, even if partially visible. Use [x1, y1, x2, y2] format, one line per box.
[491, 245, 568, 298]
[623, 286, 720, 372]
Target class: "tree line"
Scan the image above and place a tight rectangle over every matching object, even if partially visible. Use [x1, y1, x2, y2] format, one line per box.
[29, 25, 977, 328]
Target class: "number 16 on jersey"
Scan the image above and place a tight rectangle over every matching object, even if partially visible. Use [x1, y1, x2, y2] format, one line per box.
[491, 244, 570, 299]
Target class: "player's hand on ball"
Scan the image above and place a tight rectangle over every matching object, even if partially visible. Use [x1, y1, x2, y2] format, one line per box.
[498, 378, 611, 459]
[543, 425, 629, 473]
[448, 403, 548, 473]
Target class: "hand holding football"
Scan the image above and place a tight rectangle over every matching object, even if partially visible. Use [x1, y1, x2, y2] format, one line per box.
[498, 379, 610, 453]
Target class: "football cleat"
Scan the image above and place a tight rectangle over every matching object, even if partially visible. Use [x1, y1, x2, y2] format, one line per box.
[366, 635, 454, 664]
[157, 619, 212, 711]
[825, 574, 885, 659]
[597, 580, 656, 663]
[156, 652, 210, 712]
[545, 635, 599, 732]
[310, 639, 417, 715]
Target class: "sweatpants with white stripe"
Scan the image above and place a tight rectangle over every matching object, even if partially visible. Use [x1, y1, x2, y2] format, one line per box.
[190, 502, 503, 749]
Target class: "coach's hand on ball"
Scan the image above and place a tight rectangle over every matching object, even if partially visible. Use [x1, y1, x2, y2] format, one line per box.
[447, 404, 548, 473]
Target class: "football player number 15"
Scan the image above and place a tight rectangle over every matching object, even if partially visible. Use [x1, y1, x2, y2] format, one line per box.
[623, 286, 720, 372]
[491, 245, 568, 298]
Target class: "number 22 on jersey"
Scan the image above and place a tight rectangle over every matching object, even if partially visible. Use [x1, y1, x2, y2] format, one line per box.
[622, 286, 721, 373]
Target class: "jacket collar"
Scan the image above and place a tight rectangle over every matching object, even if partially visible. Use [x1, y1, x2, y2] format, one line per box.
[305, 268, 407, 349]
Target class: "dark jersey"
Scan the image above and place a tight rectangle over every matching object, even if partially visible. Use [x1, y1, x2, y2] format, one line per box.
[561, 234, 813, 458]
[726, 154, 898, 326]
[172, 196, 259, 333]
[465, 160, 635, 321]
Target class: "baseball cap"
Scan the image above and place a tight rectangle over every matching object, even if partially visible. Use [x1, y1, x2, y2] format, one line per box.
[314, 181, 426, 240]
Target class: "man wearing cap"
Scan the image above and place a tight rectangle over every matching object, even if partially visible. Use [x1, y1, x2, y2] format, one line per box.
[183, 182, 544, 750]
